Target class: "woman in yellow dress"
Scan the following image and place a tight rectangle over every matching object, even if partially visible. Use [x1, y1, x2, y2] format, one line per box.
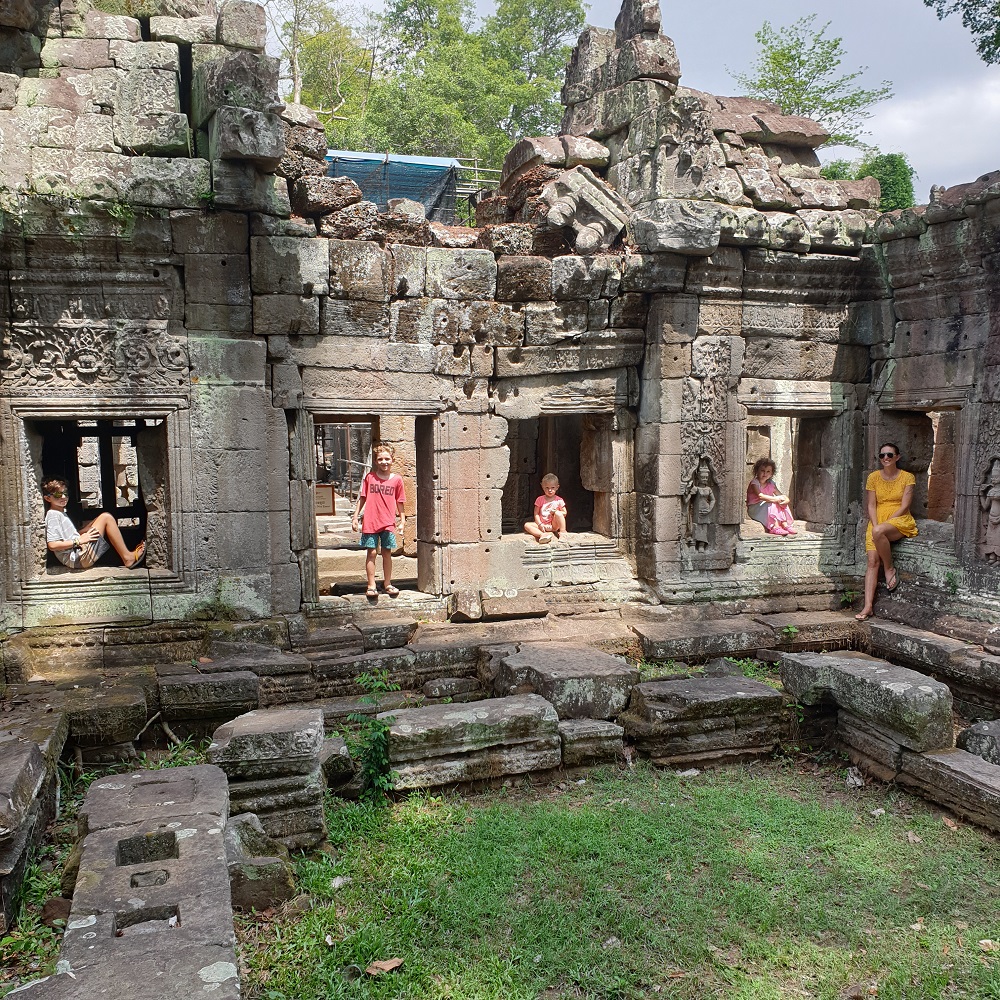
[856, 442, 918, 620]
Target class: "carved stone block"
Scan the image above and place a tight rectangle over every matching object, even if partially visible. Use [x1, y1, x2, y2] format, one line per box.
[208, 106, 283, 169]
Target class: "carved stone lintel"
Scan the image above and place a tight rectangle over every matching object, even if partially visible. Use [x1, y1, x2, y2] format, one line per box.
[538, 165, 632, 254]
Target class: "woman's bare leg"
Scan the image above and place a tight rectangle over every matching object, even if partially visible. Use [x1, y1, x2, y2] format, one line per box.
[872, 523, 904, 586]
[859, 550, 880, 618]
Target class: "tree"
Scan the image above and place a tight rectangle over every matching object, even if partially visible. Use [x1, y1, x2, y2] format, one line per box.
[730, 15, 893, 147]
[335, 0, 586, 167]
[820, 152, 917, 211]
[923, 0, 1000, 64]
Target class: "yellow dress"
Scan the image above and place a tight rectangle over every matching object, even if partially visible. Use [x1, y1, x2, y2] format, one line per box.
[865, 470, 918, 551]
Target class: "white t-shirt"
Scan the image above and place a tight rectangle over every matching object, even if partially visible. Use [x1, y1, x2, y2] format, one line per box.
[45, 509, 82, 567]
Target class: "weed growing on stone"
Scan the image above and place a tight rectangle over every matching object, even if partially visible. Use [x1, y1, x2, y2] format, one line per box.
[723, 656, 781, 687]
[780, 624, 800, 642]
[345, 670, 400, 802]
[635, 658, 687, 680]
[236, 759, 1000, 1000]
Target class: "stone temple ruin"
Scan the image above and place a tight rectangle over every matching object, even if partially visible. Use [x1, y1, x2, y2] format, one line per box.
[1, 0, 999, 994]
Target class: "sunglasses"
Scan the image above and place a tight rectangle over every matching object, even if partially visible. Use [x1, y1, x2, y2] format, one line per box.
[879, 452, 897, 459]
[46, 491, 67, 498]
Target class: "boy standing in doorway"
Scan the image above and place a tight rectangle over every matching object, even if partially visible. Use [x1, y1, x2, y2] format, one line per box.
[351, 442, 406, 598]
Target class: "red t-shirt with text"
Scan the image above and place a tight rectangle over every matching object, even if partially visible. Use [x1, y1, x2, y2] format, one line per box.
[360, 472, 405, 533]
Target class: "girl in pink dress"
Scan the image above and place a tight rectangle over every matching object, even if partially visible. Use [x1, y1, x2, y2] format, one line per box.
[746, 458, 797, 536]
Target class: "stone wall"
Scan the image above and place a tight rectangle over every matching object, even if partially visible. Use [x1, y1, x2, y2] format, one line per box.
[0, 0, 998, 631]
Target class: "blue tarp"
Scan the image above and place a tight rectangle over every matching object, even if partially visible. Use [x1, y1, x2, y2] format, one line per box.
[326, 150, 459, 223]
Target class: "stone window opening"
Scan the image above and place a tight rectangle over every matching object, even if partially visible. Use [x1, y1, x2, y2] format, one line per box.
[743, 414, 838, 532]
[501, 414, 621, 538]
[875, 409, 957, 524]
[27, 416, 167, 574]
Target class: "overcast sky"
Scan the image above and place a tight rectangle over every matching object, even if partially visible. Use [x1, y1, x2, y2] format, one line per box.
[580, 0, 1000, 196]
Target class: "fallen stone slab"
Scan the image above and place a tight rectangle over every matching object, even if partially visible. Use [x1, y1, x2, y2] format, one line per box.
[867, 620, 978, 675]
[753, 611, 861, 648]
[158, 670, 259, 721]
[422, 676, 483, 700]
[382, 695, 561, 790]
[837, 710, 904, 782]
[957, 721, 1000, 765]
[494, 644, 637, 719]
[226, 770, 326, 850]
[0, 742, 45, 842]
[41, 763, 240, 1000]
[311, 648, 416, 699]
[224, 812, 296, 912]
[59, 685, 147, 749]
[897, 748, 1000, 833]
[780, 651, 953, 752]
[632, 616, 775, 662]
[79, 764, 229, 836]
[558, 719, 624, 767]
[620, 676, 785, 766]
[208, 708, 325, 778]
[358, 617, 418, 651]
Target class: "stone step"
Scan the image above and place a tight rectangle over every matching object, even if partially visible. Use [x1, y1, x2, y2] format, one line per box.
[382, 694, 562, 790]
[620, 675, 786, 766]
[494, 643, 637, 719]
[780, 650, 954, 753]
[632, 615, 775, 662]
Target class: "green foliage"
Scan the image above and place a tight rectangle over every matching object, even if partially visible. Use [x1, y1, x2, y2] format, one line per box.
[923, 0, 1000, 65]
[820, 158, 855, 180]
[822, 152, 916, 212]
[345, 669, 400, 802]
[945, 570, 960, 595]
[723, 656, 779, 685]
[780, 624, 800, 642]
[237, 762, 1000, 999]
[730, 15, 893, 147]
[319, 0, 586, 167]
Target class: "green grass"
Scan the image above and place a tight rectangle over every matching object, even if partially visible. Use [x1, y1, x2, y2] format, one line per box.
[237, 761, 1000, 1000]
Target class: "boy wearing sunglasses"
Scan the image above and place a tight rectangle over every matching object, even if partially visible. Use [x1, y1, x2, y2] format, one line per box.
[42, 478, 146, 570]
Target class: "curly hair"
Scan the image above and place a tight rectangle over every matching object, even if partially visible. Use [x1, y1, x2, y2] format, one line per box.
[751, 457, 776, 480]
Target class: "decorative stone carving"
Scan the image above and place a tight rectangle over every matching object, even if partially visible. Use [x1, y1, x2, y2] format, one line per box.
[980, 457, 1000, 563]
[538, 165, 632, 254]
[682, 454, 718, 552]
[2, 289, 189, 391]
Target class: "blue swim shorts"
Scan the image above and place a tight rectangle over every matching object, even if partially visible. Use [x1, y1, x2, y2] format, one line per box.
[360, 529, 398, 550]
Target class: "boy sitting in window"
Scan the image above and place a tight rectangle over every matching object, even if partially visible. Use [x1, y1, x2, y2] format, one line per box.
[42, 478, 146, 570]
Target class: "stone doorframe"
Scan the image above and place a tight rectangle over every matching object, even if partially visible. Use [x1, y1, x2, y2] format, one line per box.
[0, 397, 195, 630]
[296, 396, 441, 600]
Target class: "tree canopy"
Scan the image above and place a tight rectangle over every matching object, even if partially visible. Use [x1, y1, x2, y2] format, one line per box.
[729, 15, 893, 148]
[820, 152, 917, 211]
[273, 0, 587, 169]
[923, 0, 1000, 64]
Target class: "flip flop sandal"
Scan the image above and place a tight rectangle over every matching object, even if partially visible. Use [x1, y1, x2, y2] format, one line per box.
[366, 587, 378, 598]
[129, 542, 146, 569]
[886, 570, 900, 592]
[383, 585, 400, 597]
[855, 612, 871, 621]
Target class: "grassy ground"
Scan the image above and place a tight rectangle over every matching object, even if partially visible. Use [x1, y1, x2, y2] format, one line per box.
[237, 759, 1000, 1000]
